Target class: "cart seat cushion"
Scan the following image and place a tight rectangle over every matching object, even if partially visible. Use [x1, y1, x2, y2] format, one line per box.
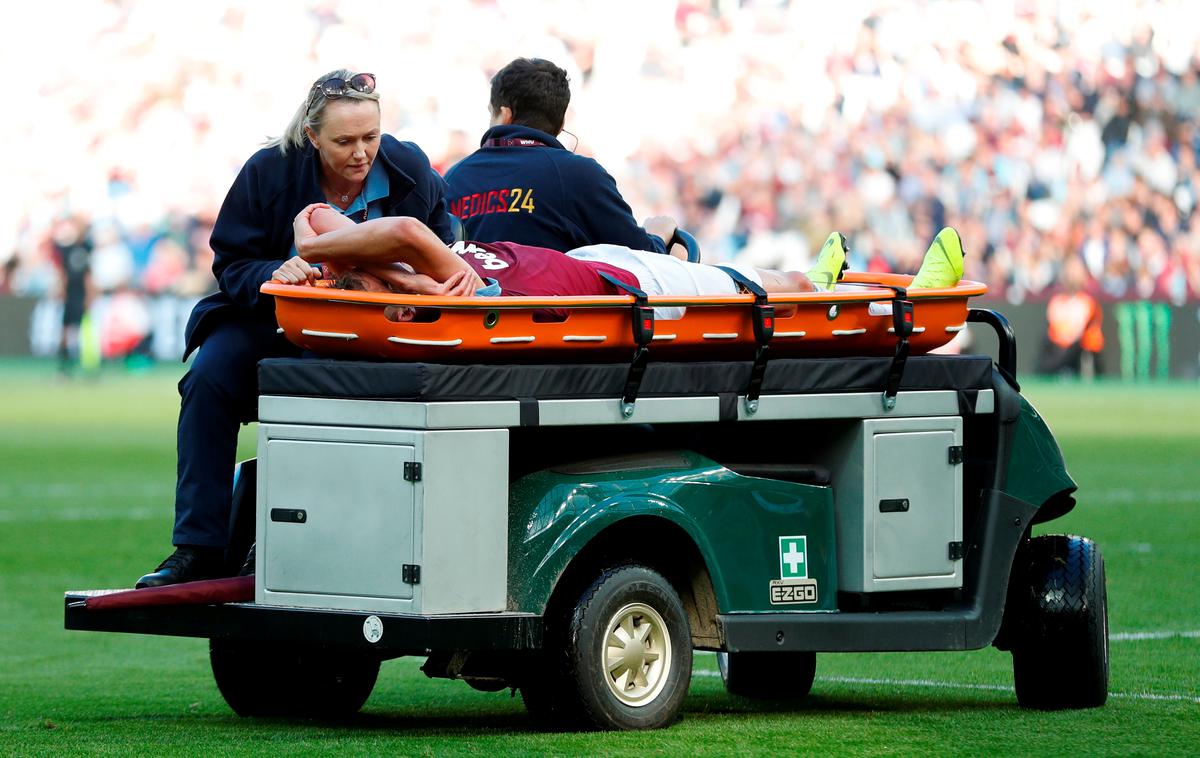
[258, 354, 994, 404]
[82, 576, 254, 611]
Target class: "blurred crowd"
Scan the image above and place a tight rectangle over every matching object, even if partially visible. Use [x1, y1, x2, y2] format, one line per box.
[4, 0, 1199, 366]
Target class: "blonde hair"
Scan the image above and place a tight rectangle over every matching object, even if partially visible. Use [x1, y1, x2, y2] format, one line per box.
[266, 69, 381, 155]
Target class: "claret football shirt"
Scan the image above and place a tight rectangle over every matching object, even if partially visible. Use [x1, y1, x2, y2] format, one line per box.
[452, 240, 640, 297]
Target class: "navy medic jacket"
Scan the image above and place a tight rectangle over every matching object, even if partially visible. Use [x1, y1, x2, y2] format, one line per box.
[184, 135, 452, 359]
[444, 124, 667, 255]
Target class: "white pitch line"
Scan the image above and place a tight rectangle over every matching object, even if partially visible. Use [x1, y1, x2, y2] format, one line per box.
[0, 482, 173, 522]
[813, 674, 1009, 693]
[691, 670, 1200, 704]
[0, 482, 171, 498]
[0, 506, 163, 523]
[1087, 488, 1200, 505]
[1110, 630, 1200, 642]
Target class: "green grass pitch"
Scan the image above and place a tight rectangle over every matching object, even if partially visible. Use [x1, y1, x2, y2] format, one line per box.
[0, 360, 1197, 755]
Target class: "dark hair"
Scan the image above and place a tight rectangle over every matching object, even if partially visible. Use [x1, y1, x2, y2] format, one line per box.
[334, 270, 369, 290]
[489, 58, 570, 135]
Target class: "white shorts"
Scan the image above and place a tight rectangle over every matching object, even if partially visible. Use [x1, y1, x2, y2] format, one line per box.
[566, 245, 763, 320]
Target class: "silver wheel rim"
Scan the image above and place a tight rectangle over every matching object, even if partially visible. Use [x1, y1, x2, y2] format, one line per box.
[602, 602, 672, 707]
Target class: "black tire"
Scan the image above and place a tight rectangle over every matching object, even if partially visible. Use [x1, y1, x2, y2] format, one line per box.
[1010, 534, 1108, 709]
[209, 639, 380, 718]
[717, 650, 816, 700]
[523, 564, 693, 730]
[519, 668, 569, 726]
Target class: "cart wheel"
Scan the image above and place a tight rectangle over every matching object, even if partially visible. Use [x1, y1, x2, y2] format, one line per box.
[519, 668, 569, 726]
[525, 564, 692, 730]
[1010, 534, 1108, 709]
[209, 639, 380, 718]
[717, 650, 816, 700]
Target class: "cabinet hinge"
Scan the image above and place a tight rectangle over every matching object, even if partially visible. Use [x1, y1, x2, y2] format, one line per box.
[948, 445, 964, 465]
[403, 462, 422, 482]
[948, 541, 965, 560]
[402, 564, 421, 584]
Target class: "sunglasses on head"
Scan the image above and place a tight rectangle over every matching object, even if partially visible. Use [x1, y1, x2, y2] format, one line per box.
[311, 73, 376, 101]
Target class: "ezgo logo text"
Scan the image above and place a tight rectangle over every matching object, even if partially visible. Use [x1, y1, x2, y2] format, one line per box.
[770, 535, 818, 605]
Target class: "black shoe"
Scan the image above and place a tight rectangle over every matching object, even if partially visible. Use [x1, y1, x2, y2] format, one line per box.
[135, 546, 224, 589]
[238, 544, 256, 577]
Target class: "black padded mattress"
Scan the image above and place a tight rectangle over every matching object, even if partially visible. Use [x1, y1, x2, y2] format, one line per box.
[259, 354, 996, 407]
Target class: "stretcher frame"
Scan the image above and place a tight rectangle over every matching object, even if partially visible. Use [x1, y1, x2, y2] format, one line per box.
[261, 273, 987, 363]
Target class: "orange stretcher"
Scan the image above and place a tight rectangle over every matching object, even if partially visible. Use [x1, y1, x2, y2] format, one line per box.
[261, 273, 988, 362]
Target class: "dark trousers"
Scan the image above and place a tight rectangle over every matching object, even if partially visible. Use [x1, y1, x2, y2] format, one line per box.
[173, 318, 301, 548]
[1037, 337, 1104, 378]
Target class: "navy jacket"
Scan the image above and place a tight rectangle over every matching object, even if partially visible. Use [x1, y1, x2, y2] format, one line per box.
[184, 135, 451, 359]
[444, 125, 666, 255]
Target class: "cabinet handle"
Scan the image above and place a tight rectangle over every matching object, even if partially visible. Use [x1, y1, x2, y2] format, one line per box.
[879, 498, 909, 513]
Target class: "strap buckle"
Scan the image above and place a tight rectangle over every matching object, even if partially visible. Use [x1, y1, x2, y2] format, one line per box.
[632, 304, 655, 346]
[883, 290, 914, 411]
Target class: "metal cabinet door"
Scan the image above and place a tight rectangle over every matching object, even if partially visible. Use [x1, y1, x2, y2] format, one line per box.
[263, 439, 416, 599]
[871, 430, 960, 583]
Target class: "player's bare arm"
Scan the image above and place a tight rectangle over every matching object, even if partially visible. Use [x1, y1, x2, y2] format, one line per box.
[294, 205, 481, 287]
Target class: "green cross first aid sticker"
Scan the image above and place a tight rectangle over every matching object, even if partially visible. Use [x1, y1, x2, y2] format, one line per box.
[770, 536, 818, 605]
[779, 536, 808, 579]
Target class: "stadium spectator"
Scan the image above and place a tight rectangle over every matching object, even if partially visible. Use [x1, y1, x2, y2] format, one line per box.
[135, 69, 453, 589]
[6, 1, 1200, 376]
[444, 58, 681, 257]
[1038, 256, 1105, 377]
[0, 256, 16, 296]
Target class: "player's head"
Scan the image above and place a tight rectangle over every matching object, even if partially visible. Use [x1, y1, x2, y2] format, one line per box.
[335, 269, 392, 293]
[1062, 254, 1088, 292]
[336, 268, 423, 322]
[489, 58, 570, 136]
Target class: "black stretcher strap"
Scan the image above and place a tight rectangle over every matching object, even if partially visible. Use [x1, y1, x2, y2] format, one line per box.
[716, 267, 774, 411]
[598, 271, 655, 415]
[718, 392, 738, 423]
[883, 288, 915, 410]
[808, 278, 916, 408]
[518, 397, 539, 426]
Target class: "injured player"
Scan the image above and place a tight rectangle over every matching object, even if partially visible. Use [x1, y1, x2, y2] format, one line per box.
[277, 204, 965, 320]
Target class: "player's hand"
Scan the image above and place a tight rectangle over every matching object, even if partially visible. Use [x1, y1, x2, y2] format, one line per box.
[643, 215, 678, 247]
[271, 257, 319, 285]
[391, 269, 477, 297]
[434, 270, 477, 297]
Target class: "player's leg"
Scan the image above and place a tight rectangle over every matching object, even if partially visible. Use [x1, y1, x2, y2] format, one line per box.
[801, 232, 850, 292]
[911, 227, 965, 289]
[753, 269, 818, 294]
[748, 232, 849, 295]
